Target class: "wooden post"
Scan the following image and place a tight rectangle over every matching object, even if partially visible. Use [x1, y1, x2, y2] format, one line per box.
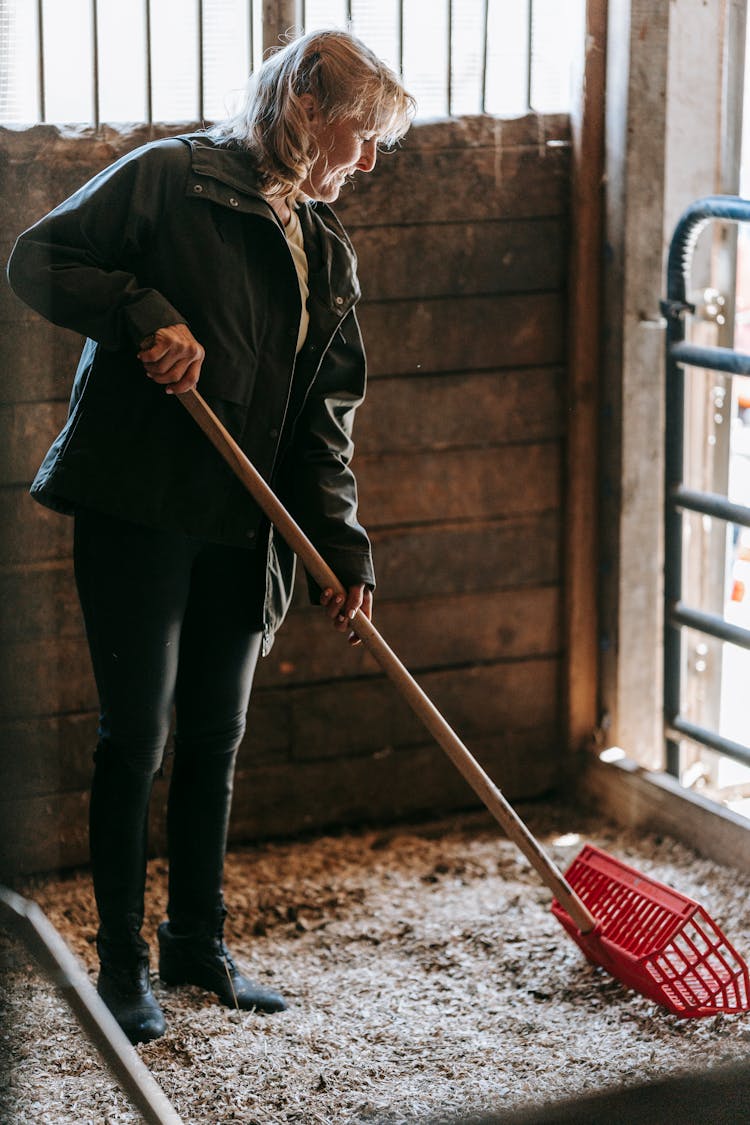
[262, 0, 302, 55]
[564, 0, 607, 753]
[598, 0, 672, 769]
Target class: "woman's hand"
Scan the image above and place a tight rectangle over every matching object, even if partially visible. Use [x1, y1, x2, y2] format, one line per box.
[320, 584, 373, 646]
[138, 325, 205, 394]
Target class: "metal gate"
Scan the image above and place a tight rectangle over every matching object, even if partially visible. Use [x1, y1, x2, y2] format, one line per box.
[663, 195, 750, 778]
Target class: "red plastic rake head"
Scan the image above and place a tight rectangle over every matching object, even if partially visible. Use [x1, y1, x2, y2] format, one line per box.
[551, 845, 750, 1018]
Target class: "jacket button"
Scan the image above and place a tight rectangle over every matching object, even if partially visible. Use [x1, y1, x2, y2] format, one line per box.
[269, 427, 279, 439]
[246, 529, 256, 541]
[335, 296, 344, 306]
[229, 197, 239, 207]
[193, 184, 204, 193]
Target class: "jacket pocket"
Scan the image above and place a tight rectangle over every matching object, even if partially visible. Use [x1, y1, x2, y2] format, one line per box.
[197, 364, 257, 407]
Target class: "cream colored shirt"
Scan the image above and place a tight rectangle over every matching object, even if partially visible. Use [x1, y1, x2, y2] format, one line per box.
[285, 205, 310, 354]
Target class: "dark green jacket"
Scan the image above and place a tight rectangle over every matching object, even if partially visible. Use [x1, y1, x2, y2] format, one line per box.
[7, 133, 375, 653]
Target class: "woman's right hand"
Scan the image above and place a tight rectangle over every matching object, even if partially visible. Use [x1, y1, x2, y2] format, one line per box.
[138, 324, 205, 394]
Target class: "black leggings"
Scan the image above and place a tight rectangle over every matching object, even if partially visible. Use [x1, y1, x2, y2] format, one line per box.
[74, 508, 266, 945]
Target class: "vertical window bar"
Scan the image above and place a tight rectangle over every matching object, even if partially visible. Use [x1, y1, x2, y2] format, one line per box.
[145, 0, 153, 125]
[345, 0, 352, 30]
[37, 0, 46, 121]
[249, 0, 255, 71]
[446, 0, 452, 117]
[526, 0, 533, 110]
[398, 0, 404, 79]
[197, 0, 204, 121]
[300, 0, 306, 33]
[481, 0, 489, 113]
[92, 0, 100, 127]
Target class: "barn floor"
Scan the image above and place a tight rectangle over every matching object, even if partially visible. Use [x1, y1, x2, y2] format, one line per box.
[1, 802, 749, 1124]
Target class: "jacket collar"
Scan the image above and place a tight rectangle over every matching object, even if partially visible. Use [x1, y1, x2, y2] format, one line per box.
[180, 133, 360, 315]
[182, 133, 262, 192]
[299, 202, 361, 316]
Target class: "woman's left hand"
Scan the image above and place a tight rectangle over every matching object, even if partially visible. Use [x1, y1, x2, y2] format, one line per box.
[320, 584, 373, 646]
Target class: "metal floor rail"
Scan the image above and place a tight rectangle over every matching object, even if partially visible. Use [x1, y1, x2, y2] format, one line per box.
[663, 195, 750, 777]
[0, 886, 183, 1125]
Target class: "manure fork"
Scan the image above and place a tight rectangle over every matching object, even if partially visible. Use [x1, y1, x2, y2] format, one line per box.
[178, 387, 750, 1019]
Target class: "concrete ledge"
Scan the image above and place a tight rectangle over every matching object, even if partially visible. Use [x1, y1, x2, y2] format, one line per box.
[581, 754, 750, 874]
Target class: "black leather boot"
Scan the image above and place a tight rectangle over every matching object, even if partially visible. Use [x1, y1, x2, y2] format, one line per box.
[157, 921, 286, 1013]
[90, 749, 165, 1044]
[97, 933, 166, 1044]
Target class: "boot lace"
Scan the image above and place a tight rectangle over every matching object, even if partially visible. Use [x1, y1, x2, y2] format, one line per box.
[216, 935, 240, 1010]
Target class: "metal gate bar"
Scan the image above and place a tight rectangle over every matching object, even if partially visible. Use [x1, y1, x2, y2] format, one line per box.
[663, 194, 750, 778]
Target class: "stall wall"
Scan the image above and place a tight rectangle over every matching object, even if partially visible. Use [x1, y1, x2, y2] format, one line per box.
[0, 114, 570, 874]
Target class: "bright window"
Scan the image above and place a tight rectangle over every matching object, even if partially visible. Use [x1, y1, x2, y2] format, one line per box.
[0, 0, 585, 126]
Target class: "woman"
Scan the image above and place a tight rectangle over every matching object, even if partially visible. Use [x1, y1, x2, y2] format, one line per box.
[8, 30, 414, 1044]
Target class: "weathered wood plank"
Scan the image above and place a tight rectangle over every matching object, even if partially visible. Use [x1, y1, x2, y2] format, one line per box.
[0, 695, 287, 800]
[0, 401, 67, 486]
[1, 652, 557, 792]
[353, 219, 566, 302]
[0, 369, 564, 483]
[0, 511, 560, 604]
[564, 0, 606, 753]
[0, 636, 96, 720]
[0, 487, 72, 565]
[6, 217, 564, 354]
[369, 515, 561, 597]
[0, 789, 91, 876]
[1, 114, 568, 243]
[356, 368, 564, 453]
[0, 123, 193, 243]
[1, 368, 564, 488]
[0, 559, 81, 641]
[0, 114, 568, 163]
[336, 142, 570, 227]
[0, 712, 96, 798]
[255, 585, 560, 687]
[387, 114, 570, 151]
[230, 726, 561, 842]
[0, 241, 28, 323]
[1, 615, 560, 732]
[0, 318, 83, 406]
[1, 553, 558, 670]
[0, 723, 561, 876]
[356, 442, 562, 527]
[359, 293, 564, 377]
[0, 515, 561, 643]
[0, 767, 175, 877]
[1, 582, 559, 773]
[242, 659, 559, 764]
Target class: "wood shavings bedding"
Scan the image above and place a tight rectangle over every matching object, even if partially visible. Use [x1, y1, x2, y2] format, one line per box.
[1, 804, 749, 1124]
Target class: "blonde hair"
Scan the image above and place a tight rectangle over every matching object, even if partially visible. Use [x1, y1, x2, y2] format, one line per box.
[210, 29, 416, 196]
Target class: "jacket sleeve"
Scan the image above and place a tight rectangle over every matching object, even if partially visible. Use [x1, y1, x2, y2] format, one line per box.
[6, 141, 188, 349]
[288, 309, 376, 594]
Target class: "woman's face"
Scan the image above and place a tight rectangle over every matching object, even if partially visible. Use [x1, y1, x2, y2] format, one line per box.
[299, 116, 379, 202]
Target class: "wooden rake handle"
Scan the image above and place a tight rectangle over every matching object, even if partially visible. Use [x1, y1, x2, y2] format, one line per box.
[179, 388, 597, 934]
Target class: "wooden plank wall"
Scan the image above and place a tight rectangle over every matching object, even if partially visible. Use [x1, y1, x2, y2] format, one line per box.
[0, 115, 570, 875]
